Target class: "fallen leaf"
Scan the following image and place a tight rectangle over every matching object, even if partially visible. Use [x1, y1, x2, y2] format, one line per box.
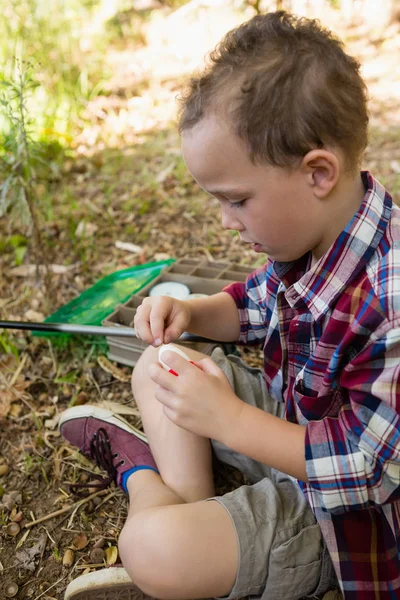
[24, 309, 45, 321]
[155, 161, 175, 183]
[0, 381, 31, 418]
[75, 221, 98, 238]
[9, 404, 22, 418]
[44, 414, 61, 430]
[15, 540, 44, 572]
[105, 545, 118, 565]
[10, 264, 79, 277]
[98, 400, 140, 417]
[115, 240, 143, 254]
[71, 533, 88, 550]
[390, 160, 400, 174]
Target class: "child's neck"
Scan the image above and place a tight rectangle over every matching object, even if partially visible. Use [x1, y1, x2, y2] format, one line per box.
[310, 172, 365, 267]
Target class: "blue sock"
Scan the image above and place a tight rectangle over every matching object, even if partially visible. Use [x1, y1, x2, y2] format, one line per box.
[121, 465, 159, 493]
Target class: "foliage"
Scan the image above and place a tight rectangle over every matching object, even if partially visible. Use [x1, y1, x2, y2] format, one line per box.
[0, 60, 56, 307]
[0, 61, 42, 225]
[0, 0, 112, 140]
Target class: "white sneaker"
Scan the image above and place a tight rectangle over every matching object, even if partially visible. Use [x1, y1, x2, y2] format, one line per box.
[64, 567, 145, 600]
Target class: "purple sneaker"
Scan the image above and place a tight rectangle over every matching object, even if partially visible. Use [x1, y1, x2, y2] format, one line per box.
[59, 405, 158, 492]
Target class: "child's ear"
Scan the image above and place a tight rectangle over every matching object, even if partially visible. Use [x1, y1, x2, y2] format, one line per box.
[301, 149, 340, 198]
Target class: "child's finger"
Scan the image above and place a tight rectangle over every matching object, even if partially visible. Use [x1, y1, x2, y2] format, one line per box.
[149, 311, 166, 346]
[164, 314, 188, 344]
[148, 361, 179, 389]
[133, 303, 154, 344]
[154, 385, 177, 411]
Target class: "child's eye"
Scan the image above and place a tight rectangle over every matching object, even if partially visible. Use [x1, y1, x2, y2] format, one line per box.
[228, 199, 247, 208]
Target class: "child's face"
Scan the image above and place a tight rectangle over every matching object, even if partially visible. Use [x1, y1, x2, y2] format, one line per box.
[181, 116, 331, 263]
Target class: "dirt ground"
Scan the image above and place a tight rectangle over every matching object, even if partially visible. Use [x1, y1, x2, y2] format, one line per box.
[1, 4, 400, 599]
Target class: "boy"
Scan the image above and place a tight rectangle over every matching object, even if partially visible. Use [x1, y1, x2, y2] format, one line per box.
[60, 11, 400, 600]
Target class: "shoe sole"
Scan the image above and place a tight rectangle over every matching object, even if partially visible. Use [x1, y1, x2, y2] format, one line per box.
[59, 405, 148, 443]
[64, 567, 147, 600]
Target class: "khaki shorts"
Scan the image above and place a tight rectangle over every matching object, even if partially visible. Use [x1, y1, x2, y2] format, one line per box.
[209, 347, 340, 600]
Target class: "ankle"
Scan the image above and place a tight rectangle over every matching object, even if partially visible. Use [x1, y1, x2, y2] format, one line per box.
[126, 467, 162, 495]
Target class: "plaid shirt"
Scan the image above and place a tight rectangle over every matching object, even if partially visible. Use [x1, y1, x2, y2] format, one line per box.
[224, 172, 400, 599]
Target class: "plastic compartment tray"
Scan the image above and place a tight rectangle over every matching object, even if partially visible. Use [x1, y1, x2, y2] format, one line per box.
[102, 258, 254, 366]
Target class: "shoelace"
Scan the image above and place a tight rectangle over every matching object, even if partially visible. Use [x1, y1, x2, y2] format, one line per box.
[70, 427, 125, 495]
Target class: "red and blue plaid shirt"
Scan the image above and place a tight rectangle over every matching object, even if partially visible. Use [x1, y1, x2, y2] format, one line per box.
[224, 172, 400, 599]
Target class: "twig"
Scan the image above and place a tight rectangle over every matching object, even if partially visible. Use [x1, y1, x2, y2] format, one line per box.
[7, 352, 28, 388]
[74, 563, 106, 569]
[91, 489, 118, 510]
[24, 489, 108, 528]
[33, 573, 68, 600]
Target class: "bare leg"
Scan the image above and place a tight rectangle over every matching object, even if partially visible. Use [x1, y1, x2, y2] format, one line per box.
[120, 345, 239, 599]
[118, 469, 239, 600]
[131, 344, 215, 502]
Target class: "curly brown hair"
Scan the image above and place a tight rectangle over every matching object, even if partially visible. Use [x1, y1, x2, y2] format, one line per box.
[178, 11, 369, 172]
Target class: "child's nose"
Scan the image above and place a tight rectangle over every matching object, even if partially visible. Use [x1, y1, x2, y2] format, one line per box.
[221, 207, 244, 231]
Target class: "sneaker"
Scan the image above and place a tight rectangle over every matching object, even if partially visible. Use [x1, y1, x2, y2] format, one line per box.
[59, 405, 158, 492]
[64, 567, 146, 600]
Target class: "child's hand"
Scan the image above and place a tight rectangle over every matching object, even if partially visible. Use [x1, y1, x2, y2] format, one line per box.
[148, 351, 244, 441]
[134, 297, 191, 347]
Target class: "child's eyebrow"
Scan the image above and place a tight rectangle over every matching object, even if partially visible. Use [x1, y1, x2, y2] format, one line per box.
[206, 187, 251, 198]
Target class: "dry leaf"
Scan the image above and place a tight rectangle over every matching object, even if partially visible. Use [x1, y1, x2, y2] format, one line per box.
[97, 400, 140, 417]
[9, 404, 22, 418]
[15, 540, 44, 572]
[44, 414, 61, 430]
[10, 264, 79, 277]
[115, 240, 143, 254]
[24, 309, 45, 322]
[155, 161, 175, 183]
[0, 379, 31, 418]
[390, 160, 400, 174]
[75, 221, 98, 238]
[105, 545, 118, 565]
[0, 355, 18, 373]
[71, 533, 88, 550]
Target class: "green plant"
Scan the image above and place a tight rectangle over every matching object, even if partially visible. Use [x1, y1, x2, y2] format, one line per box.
[0, 0, 109, 138]
[23, 453, 35, 476]
[0, 61, 56, 307]
[0, 331, 20, 359]
[52, 547, 61, 562]
[0, 508, 7, 526]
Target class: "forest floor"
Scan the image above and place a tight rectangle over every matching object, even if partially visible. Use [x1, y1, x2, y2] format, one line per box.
[1, 4, 400, 599]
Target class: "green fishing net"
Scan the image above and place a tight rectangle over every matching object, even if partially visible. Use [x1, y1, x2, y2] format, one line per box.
[33, 259, 175, 339]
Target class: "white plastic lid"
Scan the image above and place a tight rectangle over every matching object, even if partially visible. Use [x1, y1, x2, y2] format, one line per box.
[149, 281, 191, 300]
[187, 293, 208, 299]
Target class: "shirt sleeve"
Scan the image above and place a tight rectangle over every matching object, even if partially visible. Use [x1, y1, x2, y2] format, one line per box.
[223, 263, 270, 345]
[305, 320, 400, 514]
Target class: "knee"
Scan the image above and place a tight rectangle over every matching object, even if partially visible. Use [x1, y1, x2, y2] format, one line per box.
[131, 345, 158, 394]
[118, 511, 177, 599]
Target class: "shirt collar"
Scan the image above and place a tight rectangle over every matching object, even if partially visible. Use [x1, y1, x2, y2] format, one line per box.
[274, 171, 392, 319]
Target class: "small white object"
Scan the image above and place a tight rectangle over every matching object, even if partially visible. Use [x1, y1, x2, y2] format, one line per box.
[115, 240, 143, 254]
[187, 293, 208, 299]
[158, 344, 191, 371]
[149, 281, 190, 300]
